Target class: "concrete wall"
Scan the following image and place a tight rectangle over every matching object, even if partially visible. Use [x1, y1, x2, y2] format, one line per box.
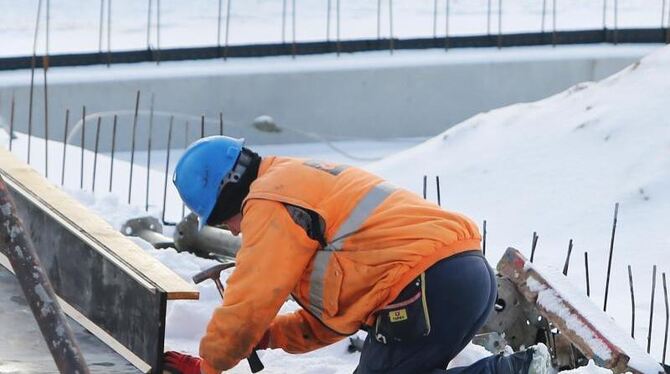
[0, 45, 659, 151]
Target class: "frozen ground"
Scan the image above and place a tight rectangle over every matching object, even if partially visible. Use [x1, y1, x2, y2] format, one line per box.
[1, 0, 669, 57]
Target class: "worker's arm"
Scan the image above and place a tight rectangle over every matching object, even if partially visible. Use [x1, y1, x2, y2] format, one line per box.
[266, 308, 347, 354]
[198, 199, 318, 374]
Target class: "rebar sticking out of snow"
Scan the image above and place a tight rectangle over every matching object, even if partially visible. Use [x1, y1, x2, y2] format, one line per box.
[628, 264, 636, 338]
[530, 231, 538, 263]
[60, 109, 69, 186]
[584, 251, 591, 297]
[9, 94, 15, 151]
[80, 106, 86, 189]
[146, 96, 155, 211]
[128, 91, 140, 204]
[648, 265, 657, 353]
[563, 239, 573, 276]
[603, 202, 619, 312]
[444, 0, 450, 50]
[162, 116, 174, 225]
[92, 116, 101, 192]
[219, 112, 224, 135]
[27, 0, 43, 166]
[109, 114, 117, 192]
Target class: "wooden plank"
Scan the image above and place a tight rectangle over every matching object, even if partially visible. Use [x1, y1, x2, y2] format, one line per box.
[0, 148, 198, 300]
[0, 148, 199, 373]
[497, 247, 663, 374]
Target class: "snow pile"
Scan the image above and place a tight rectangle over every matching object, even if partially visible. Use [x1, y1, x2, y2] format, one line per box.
[369, 45, 670, 361]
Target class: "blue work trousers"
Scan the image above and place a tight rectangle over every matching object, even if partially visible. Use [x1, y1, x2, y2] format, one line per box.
[355, 251, 530, 374]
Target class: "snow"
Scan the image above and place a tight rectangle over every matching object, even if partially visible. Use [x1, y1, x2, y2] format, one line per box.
[1, 0, 668, 58]
[2, 14, 670, 374]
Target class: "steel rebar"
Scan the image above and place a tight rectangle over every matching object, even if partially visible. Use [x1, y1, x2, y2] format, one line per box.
[584, 251, 591, 297]
[0, 176, 90, 374]
[530, 231, 538, 263]
[98, 0, 105, 53]
[552, 0, 557, 46]
[388, 0, 394, 54]
[662, 272, 668, 366]
[156, 0, 161, 63]
[487, 0, 492, 35]
[444, 0, 450, 50]
[435, 176, 441, 206]
[336, 0, 341, 56]
[628, 265, 636, 338]
[422, 175, 427, 199]
[562, 239, 573, 276]
[217, 0, 223, 48]
[146, 96, 155, 211]
[541, 0, 547, 32]
[128, 91, 140, 205]
[648, 265, 657, 353]
[92, 117, 101, 192]
[603, 202, 619, 312]
[497, 0, 503, 48]
[282, 0, 287, 43]
[146, 0, 152, 49]
[79, 106, 85, 189]
[224, 0, 232, 60]
[200, 115, 205, 138]
[109, 114, 117, 192]
[28, 0, 43, 165]
[60, 109, 69, 186]
[326, 0, 331, 41]
[9, 94, 15, 151]
[162, 116, 174, 225]
[181, 121, 189, 218]
[107, 0, 112, 66]
[219, 112, 224, 135]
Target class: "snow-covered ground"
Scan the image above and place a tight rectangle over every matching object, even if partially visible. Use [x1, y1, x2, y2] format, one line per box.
[1, 0, 669, 57]
[2, 43, 670, 372]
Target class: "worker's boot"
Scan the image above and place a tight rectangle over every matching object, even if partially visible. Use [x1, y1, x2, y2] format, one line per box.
[527, 343, 553, 374]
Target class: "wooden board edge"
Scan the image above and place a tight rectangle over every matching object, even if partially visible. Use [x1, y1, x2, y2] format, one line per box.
[0, 148, 197, 299]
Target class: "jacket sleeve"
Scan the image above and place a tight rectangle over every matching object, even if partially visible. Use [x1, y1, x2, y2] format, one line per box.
[267, 308, 347, 354]
[199, 199, 319, 374]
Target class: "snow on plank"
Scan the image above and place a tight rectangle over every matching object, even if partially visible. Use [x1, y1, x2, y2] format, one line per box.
[497, 247, 663, 374]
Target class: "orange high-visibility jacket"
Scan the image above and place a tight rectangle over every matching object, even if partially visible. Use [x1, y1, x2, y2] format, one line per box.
[199, 157, 481, 374]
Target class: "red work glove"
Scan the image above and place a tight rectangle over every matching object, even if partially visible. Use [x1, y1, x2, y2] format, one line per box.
[163, 351, 202, 374]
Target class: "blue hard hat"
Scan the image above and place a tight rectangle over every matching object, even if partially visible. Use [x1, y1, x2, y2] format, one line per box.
[173, 135, 245, 230]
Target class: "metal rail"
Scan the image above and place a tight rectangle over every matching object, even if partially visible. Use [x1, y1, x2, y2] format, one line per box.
[0, 28, 667, 71]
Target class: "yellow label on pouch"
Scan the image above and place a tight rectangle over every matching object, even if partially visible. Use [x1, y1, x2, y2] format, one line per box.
[389, 309, 408, 322]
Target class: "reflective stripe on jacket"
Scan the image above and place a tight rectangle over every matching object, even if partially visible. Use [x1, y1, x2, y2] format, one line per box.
[199, 157, 481, 374]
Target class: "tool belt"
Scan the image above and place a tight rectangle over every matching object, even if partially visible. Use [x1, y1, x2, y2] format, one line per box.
[373, 272, 431, 344]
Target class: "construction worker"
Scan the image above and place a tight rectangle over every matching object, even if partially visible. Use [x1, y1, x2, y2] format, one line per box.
[164, 136, 551, 374]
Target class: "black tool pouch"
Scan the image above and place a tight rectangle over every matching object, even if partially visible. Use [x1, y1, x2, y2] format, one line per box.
[373, 273, 431, 344]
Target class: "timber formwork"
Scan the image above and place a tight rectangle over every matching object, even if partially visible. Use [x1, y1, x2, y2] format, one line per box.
[0, 148, 198, 373]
